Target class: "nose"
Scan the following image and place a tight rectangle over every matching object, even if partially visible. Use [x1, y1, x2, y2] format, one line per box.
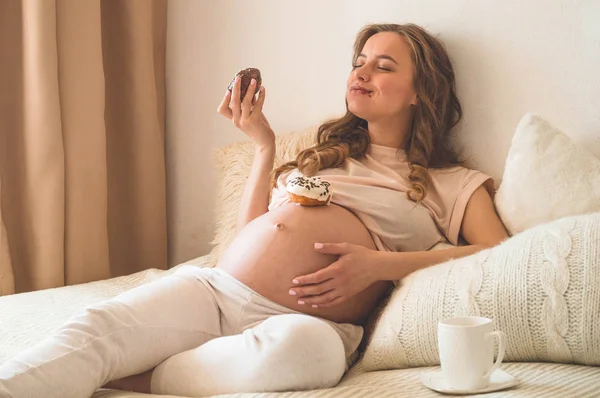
[353, 66, 370, 83]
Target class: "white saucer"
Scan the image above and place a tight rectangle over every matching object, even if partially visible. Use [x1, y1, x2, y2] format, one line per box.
[420, 369, 519, 395]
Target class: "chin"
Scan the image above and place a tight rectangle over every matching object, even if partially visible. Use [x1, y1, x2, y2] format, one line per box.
[347, 104, 372, 121]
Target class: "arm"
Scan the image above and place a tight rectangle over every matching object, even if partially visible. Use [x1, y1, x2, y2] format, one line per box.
[290, 185, 510, 307]
[375, 185, 509, 281]
[236, 144, 276, 232]
[217, 77, 275, 232]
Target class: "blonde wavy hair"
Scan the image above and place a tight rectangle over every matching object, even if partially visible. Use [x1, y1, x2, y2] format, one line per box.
[271, 23, 463, 202]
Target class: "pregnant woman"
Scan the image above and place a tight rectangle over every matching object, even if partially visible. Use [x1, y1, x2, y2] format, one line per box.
[0, 23, 508, 398]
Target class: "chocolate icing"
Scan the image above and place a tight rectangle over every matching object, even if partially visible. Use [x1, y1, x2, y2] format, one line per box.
[227, 68, 262, 100]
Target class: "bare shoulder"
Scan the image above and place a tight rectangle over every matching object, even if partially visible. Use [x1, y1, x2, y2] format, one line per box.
[460, 185, 509, 247]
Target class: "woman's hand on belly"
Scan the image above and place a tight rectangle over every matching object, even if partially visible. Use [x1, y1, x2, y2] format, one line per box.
[217, 203, 393, 325]
[289, 242, 384, 308]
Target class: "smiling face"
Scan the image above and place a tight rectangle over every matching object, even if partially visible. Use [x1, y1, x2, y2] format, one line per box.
[346, 32, 418, 123]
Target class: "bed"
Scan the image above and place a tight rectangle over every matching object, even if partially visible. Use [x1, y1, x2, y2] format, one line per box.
[1, 256, 599, 398]
[2, 115, 600, 397]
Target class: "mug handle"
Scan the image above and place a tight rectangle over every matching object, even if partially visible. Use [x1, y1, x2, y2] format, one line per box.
[483, 331, 505, 379]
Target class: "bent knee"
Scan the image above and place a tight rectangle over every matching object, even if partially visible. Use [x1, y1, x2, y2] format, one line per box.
[249, 314, 346, 389]
[255, 314, 344, 349]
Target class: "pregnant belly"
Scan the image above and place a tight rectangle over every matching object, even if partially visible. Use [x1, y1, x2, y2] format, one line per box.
[216, 203, 393, 325]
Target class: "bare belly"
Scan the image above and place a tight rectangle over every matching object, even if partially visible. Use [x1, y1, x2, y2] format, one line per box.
[216, 203, 393, 325]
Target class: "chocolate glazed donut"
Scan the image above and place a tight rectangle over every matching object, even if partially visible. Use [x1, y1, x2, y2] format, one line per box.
[227, 68, 262, 100]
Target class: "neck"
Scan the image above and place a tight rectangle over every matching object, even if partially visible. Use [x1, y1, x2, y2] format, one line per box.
[367, 112, 412, 148]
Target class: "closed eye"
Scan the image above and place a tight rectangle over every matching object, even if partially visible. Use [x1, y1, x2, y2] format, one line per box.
[352, 64, 392, 72]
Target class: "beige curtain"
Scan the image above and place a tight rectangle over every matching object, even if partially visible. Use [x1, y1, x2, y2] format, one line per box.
[0, 0, 167, 294]
[0, 176, 15, 296]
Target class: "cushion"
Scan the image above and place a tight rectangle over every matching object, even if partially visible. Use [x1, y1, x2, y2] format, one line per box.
[207, 126, 318, 265]
[494, 112, 600, 235]
[361, 211, 600, 371]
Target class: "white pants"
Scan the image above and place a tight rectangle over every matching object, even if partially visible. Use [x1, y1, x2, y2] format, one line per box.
[0, 266, 363, 398]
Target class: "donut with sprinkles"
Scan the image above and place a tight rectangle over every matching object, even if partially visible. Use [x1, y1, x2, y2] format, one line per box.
[286, 176, 332, 206]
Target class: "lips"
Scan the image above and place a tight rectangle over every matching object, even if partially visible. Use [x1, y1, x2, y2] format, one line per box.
[350, 85, 373, 95]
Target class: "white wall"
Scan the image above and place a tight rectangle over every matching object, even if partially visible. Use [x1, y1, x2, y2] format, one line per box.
[165, 0, 600, 266]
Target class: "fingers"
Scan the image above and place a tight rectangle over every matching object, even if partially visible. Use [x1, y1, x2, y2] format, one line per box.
[230, 76, 242, 122]
[253, 86, 266, 114]
[289, 279, 335, 298]
[314, 242, 352, 255]
[217, 90, 233, 119]
[220, 74, 267, 135]
[312, 296, 345, 308]
[241, 78, 257, 119]
[292, 266, 335, 285]
[299, 291, 344, 308]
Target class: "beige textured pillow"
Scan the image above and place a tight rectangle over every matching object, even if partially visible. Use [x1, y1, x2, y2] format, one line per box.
[495, 112, 600, 235]
[206, 126, 318, 265]
[361, 211, 600, 371]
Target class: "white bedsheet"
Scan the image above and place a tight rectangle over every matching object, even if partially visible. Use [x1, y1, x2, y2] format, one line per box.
[1, 258, 599, 398]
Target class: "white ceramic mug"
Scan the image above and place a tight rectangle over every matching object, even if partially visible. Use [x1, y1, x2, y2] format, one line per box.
[438, 316, 505, 391]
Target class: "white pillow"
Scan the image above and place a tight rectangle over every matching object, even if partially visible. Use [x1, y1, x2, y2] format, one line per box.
[361, 211, 600, 371]
[495, 113, 600, 235]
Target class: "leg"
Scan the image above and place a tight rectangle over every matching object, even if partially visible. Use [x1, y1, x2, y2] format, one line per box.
[0, 266, 221, 398]
[151, 314, 347, 397]
[103, 368, 153, 393]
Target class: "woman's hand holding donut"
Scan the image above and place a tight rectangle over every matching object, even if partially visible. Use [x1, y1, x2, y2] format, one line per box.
[217, 76, 275, 149]
[288, 243, 382, 308]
